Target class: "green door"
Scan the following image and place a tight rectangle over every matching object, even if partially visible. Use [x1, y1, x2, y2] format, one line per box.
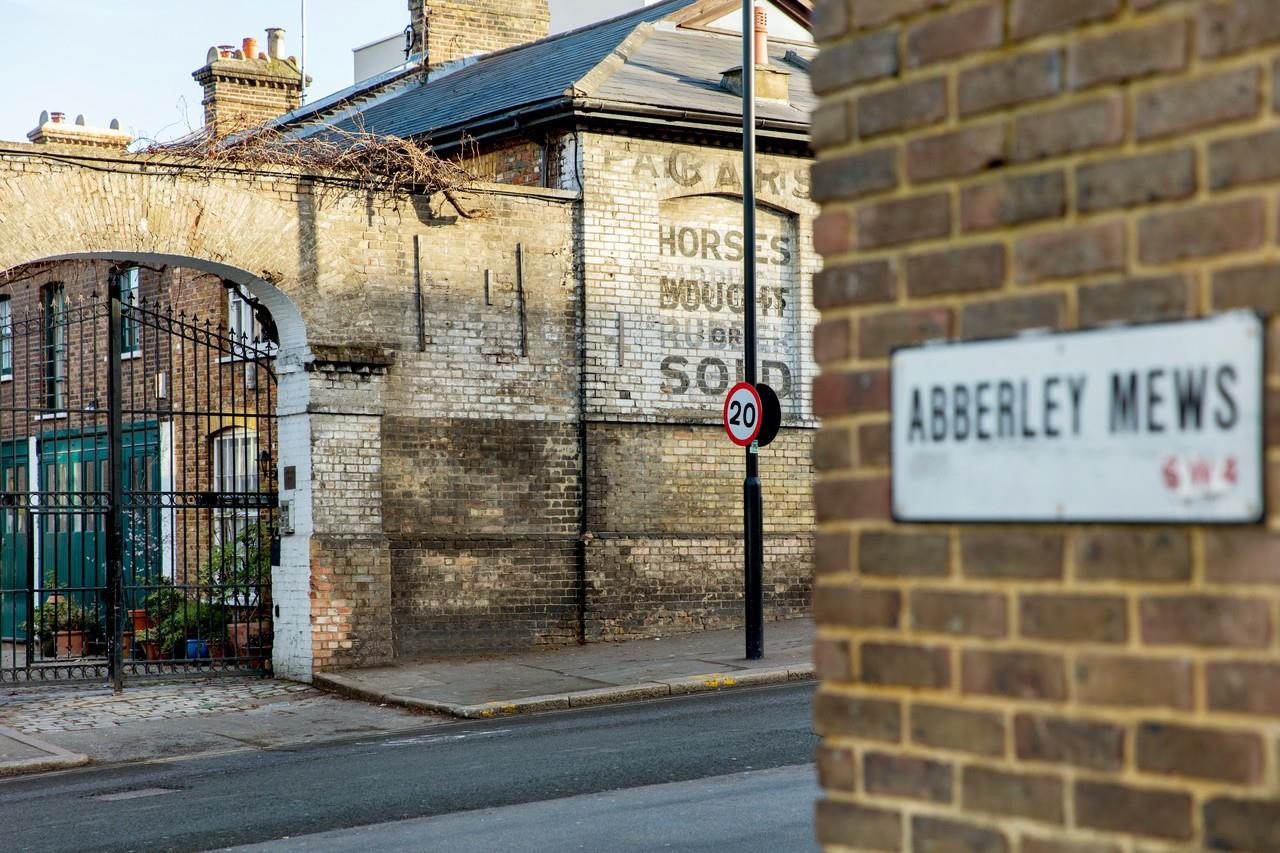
[122, 427, 162, 609]
[1, 440, 29, 640]
[39, 430, 107, 625]
[38, 425, 161, 627]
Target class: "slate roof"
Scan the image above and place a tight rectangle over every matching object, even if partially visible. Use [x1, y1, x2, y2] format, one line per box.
[285, 0, 813, 145]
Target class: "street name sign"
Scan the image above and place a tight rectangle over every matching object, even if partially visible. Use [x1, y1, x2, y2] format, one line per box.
[891, 313, 1265, 523]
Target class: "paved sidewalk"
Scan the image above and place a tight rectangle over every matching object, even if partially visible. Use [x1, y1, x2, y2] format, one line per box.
[0, 724, 87, 777]
[315, 618, 815, 718]
[0, 620, 814, 777]
[0, 677, 431, 778]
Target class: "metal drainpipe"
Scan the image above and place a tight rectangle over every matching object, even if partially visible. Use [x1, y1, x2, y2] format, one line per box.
[575, 139, 589, 644]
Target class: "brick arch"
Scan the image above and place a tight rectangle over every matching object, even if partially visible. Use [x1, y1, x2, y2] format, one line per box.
[0, 159, 313, 352]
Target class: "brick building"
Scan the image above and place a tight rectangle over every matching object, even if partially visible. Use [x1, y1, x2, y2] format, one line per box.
[0, 0, 820, 680]
[274, 0, 821, 655]
[0, 257, 273, 648]
[811, 0, 1280, 850]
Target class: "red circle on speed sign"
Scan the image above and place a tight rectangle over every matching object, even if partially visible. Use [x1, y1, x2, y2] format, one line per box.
[723, 382, 763, 447]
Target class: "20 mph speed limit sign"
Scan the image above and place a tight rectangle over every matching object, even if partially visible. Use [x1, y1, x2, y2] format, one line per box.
[724, 382, 763, 447]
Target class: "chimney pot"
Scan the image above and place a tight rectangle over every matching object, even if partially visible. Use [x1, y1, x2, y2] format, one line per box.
[243, 37, 258, 59]
[754, 5, 769, 67]
[50, 111, 65, 123]
[266, 28, 285, 60]
[218, 44, 236, 58]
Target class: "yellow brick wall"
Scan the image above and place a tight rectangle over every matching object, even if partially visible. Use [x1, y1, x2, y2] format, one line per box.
[811, 1, 1280, 850]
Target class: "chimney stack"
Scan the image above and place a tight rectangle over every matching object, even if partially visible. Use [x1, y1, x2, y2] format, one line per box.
[406, 0, 551, 67]
[719, 7, 791, 103]
[28, 111, 133, 150]
[755, 6, 769, 67]
[266, 28, 286, 61]
[192, 27, 306, 136]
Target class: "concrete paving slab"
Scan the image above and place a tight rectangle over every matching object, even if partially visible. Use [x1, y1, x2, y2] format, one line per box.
[0, 725, 88, 777]
[315, 618, 815, 719]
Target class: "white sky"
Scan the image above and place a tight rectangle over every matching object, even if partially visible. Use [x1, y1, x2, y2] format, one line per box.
[0, 0, 646, 145]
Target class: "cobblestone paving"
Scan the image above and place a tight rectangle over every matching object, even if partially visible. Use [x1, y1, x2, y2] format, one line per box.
[0, 679, 319, 734]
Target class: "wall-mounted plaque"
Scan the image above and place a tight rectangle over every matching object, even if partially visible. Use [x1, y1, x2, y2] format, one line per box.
[891, 313, 1265, 523]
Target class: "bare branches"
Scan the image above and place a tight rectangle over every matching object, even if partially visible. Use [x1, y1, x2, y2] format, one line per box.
[140, 111, 483, 214]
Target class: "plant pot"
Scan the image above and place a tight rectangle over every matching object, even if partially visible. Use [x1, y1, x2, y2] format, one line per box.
[53, 629, 86, 658]
[207, 640, 226, 659]
[227, 621, 251, 656]
[142, 640, 162, 660]
[121, 631, 133, 659]
[129, 609, 152, 634]
[185, 639, 210, 660]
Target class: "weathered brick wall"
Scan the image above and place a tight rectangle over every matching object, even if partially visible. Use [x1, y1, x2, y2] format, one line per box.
[0, 127, 820, 668]
[812, 1, 1280, 850]
[462, 138, 548, 187]
[378, 189, 582, 654]
[577, 133, 820, 639]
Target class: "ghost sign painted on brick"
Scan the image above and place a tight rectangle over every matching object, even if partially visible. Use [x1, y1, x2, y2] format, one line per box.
[654, 195, 803, 413]
[891, 312, 1265, 523]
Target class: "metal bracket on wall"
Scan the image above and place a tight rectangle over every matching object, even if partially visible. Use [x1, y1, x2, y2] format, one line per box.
[414, 234, 427, 352]
[617, 312, 626, 367]
[515, 243, 528, 358]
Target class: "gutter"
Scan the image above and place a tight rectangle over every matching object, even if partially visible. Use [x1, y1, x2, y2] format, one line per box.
[423, 96, 811, 155]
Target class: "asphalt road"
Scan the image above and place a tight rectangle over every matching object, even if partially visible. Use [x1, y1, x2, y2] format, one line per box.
[0, 682, 818, 852]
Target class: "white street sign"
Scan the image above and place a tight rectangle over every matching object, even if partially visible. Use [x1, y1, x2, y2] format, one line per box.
[724, 382, 763, 447]
[891, 313, 1265, 523]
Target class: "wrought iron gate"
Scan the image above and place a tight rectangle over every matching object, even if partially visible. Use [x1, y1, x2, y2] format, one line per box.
[1, 274, 277, 685]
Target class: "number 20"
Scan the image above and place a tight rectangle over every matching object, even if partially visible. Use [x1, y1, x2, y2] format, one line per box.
[729, 400, 757, 428]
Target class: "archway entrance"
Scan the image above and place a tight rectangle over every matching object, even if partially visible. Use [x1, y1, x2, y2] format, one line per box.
[0, 255, 304, 686]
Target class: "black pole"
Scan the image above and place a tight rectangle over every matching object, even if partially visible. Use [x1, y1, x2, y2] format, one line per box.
[742, 2, 764, 661]
[106, 278, 125, 692]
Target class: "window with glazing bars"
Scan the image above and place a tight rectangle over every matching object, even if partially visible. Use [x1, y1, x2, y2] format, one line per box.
[0, 296, 11, 380]
[42, 283, 65, 409]
[116, 267, 140, 356]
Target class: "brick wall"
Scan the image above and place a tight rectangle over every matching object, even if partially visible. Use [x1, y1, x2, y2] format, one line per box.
[812, 1, 1280, 850]
[462, 138, 549, 187]
[409, 0, 551, 66]
[576, 133, 820, 639]
[192, 54, 304, 134]
[0, 128, 819, 669]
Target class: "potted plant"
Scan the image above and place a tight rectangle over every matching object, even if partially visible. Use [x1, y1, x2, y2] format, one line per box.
[140, 580, 184, 660]
[27, 597, 90, 658]
[199, 523, 273, 660]
[137, 627, 163, 661]
[129, 608, 152, 636]
[153, 599, 229, 662]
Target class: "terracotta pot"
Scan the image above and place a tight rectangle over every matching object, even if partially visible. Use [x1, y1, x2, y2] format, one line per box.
[227, 621, 251, 656]
[54, 630, 86, 658]
[142, 640, 162, 660]
[129, 609, 152, 634]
